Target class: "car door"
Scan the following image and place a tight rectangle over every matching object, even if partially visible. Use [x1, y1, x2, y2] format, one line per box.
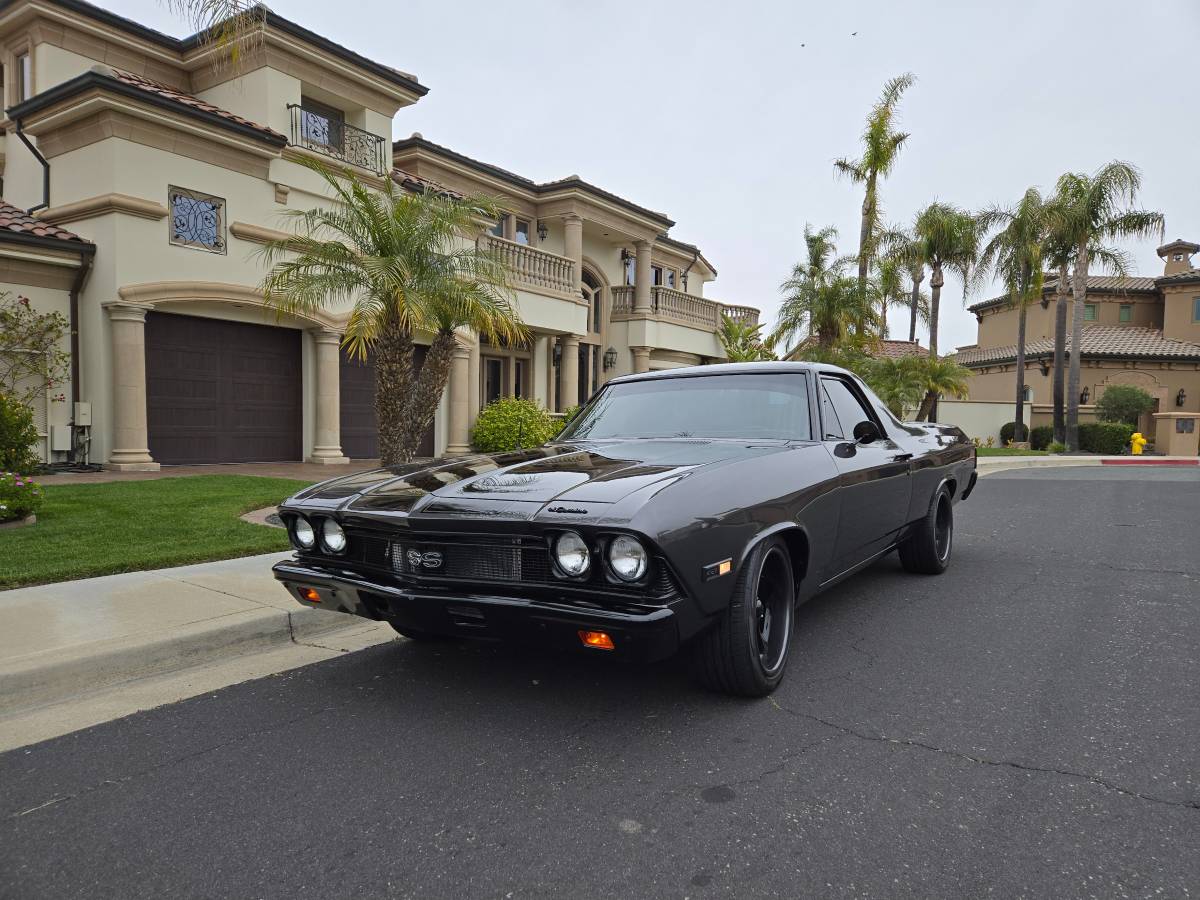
[819, 374, 913, 573]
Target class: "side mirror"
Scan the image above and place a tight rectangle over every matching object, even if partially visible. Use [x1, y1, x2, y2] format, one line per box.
[853, 420, 882, 444]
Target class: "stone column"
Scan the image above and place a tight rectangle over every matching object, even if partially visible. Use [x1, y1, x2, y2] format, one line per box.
[309, 330, 349, 464]
[446, 341, 472, 455]
[559, 334, 580, 411]
[631, 346, 652, 374]
[563, 214, 584, 295]
[532, 334, 550, 408]
[634, 239, 653, 314]
[104, 302, 159, 471]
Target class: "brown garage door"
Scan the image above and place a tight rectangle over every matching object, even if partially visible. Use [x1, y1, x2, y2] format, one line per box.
[146, 312, 302, 465]
[340, 345, 434, 459]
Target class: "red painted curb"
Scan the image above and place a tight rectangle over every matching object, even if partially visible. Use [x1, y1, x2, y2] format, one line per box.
[1100, 458, 1199, 466]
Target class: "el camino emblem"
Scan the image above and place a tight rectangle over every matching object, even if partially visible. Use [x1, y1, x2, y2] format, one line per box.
[548, 506, 588, 515]
[407, 549, 443, 570]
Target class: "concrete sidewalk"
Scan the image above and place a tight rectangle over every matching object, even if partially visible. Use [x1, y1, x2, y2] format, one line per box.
[0, 553, 394, 727]
[976, 454, 1198, 475]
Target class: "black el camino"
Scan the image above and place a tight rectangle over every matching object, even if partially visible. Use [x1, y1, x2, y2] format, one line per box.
[273, 362, 977, 696]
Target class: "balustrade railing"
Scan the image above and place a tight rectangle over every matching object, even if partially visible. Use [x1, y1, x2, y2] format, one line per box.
[288, 104, 388, 175]
[482, 235, 576, 296]
[609, 285, 760, 329]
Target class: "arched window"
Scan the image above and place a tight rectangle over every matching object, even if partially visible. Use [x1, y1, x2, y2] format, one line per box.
[1022, 386, 1032, 402]
[581, 269, 602, 334]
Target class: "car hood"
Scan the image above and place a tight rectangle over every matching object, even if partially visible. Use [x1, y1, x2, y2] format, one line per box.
[289, 440, 798, 518]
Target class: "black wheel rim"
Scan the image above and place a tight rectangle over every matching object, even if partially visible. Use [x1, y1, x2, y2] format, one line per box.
[753, 548, 792, 675]
[934, 495, 952, 562]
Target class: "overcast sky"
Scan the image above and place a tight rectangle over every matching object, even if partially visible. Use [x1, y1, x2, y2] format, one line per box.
[121, 0, 1200, 352]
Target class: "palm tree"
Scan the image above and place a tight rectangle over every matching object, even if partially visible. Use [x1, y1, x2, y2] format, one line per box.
[1044, 237, 1072, 445]
[863, 355, 926, 418]
[777, 227, 877, 351]
[261, 163, 526, 464]
[869, 255, 909, 338]
[977, 188, 1048, 444]
[912, 202, 979, 418]
[717, 315, 778, 362]
[834, 73, 916, 293]
[1048, 162, 1164, 451]
[913, 355, 972, 421]
[881, 224, 930, 343]
[164, 0, 264, 71]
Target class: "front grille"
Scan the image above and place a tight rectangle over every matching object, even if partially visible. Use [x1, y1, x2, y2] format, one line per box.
[393, 538, 542, 582]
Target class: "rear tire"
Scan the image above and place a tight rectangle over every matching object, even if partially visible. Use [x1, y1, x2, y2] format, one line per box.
[691, 537, 795, 697]
[898, 485, 954, 575]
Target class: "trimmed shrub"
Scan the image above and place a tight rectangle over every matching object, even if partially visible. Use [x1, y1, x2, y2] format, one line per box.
[0, 471, 42, 522]
[1030, 425, 1054, 451]
[1077, 422, 1134, 455]
[1096, 384, 1155, 426]
[471, 398, 559, 452]
[0, 392, 40, 474]
[1000, 421, 1030, 445]
[1047, 441, 1067, 454]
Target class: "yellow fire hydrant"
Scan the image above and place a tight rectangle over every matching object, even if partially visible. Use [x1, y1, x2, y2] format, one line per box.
[1131, 432, 1147, 455]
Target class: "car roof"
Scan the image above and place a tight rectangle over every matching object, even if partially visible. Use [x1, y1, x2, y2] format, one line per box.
[607, 361, 853, 384]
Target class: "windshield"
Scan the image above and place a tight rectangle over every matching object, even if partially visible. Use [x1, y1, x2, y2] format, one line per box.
[560, 373, 812, 441]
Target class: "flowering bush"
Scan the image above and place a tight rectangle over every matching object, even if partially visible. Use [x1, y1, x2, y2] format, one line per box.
[0, 471, 42, 522]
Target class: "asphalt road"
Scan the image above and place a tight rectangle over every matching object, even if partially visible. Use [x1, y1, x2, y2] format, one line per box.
[3, 467, 1199, 899]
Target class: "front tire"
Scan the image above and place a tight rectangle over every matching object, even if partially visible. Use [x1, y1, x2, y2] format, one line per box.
[691, 537, 795, 697]
[898, 485, 954, 574]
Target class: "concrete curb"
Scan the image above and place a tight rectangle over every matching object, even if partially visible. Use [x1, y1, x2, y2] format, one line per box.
[0, 604, 373, 717]
[976, 455, 1198, 476]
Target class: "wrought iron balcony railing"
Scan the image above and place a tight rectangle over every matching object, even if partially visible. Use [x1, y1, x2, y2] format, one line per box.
[287, 104, 388, 175]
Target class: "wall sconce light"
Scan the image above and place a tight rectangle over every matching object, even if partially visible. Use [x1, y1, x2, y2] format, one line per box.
[1039, 360, 1050, 377]
[603, 346, 617, 371]
[553, 342, 561, 367]
[1080, 387, 1090, 405]
[537, 220, 548, 242]
[620, 248, 633, 263]
[1177, 388, 1187, 407]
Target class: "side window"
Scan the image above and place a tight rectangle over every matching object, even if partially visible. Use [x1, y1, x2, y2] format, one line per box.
[821, 377, 876, 441]
[820, 383, 843, 440]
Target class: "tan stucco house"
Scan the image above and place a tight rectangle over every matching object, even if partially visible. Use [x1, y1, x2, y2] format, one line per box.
[957, 239, 1200, 448]
[0, 0, 756, 469]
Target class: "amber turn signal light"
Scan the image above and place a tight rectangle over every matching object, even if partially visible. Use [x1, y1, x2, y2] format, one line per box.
[579, 630, 615, 651]
[301, 587, 321, 603]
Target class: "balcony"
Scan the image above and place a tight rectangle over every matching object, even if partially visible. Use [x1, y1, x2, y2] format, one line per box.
[610, 285, 760, 330]
[288, 104, 388, 175]
[482, 235, 576, 297]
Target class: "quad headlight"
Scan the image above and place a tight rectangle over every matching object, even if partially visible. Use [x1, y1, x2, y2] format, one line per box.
[607, 535, 648, 582]
[554, 531, 590, 577]
[320, 518, 347, 554]
[292, 516, 316, 550]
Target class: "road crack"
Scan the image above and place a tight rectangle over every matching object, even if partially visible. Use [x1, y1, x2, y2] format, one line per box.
[768, 698, 1200, 813]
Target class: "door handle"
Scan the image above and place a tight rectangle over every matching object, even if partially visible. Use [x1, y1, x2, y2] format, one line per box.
[891, 453, 914, 462]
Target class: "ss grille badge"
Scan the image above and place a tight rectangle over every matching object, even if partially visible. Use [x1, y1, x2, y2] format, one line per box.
[406, 549, 444, 570]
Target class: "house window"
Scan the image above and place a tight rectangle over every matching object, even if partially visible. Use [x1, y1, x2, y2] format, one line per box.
[299, 97, 344, 151]
[514, 220, 530, 245]
[1119, 304, 1132, 323]
[1083, 303, 1097, 321]
[16, 51, 32, 101]
[651, 265, 663, 286]
[489, 215, 506, 238]
[514, 360, 525, 399]
[483, 358, 504, 406]
[169, 187, 225, 253]
[665, 268, 677, 289]
[1022, 386, 1032, 402]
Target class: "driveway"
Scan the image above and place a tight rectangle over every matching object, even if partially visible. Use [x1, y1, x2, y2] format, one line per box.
[2, 467, 1197, 898]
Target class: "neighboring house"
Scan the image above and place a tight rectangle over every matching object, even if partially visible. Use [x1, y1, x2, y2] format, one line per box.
[785, 338, 928, 361]
[956, 239, 1200, 440]
[0, 0, 757, 469]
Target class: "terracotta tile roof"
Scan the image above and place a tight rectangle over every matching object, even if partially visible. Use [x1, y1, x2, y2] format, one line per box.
[875, 339, 928, 359]
[968, 275, 1159, 313]
[0, 200, 92, 247]
[956, 325, 1200, 366]
[106, 68, 285, 143]
[391, 168, 460, 197]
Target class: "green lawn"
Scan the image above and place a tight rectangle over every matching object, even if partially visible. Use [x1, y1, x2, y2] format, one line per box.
[0, 476, 311, 589]
[976, 447, 1050, 457]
